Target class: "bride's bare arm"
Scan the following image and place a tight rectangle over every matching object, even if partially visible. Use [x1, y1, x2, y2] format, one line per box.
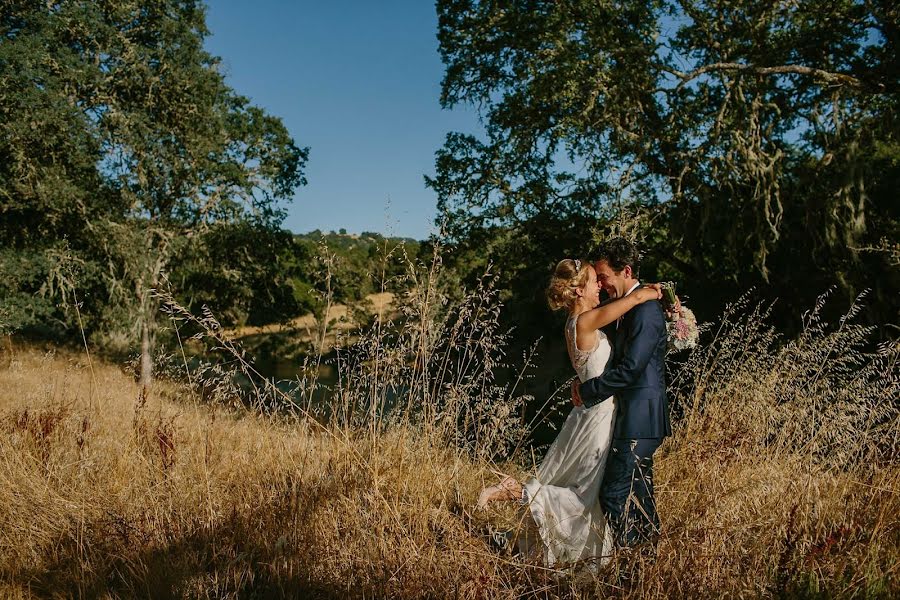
[576, 285, 661, 333]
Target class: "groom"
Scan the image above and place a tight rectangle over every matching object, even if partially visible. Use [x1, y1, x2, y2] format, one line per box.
[572, 238, 671, 549]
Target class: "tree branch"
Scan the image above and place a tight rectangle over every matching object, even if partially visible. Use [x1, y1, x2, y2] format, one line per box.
[665, 62, 874, 91]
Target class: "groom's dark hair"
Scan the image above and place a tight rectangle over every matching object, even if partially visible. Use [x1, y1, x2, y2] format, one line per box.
[594, 237, 641, 277]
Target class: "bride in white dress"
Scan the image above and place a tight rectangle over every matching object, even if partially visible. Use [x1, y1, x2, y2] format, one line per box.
[477, 258, 661, 566]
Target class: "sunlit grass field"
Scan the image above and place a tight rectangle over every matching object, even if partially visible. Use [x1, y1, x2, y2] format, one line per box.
[1, 289, 897, 598]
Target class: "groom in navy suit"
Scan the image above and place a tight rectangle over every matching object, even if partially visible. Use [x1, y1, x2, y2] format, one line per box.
[572, 238, 671, 549]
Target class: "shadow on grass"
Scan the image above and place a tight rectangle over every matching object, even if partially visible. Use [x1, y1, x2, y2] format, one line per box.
[5, 476, 382, 599]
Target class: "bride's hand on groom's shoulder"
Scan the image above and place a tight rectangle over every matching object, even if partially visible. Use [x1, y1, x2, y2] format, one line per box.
[637, 284, 663, 302]
[571, 379, 583, 407]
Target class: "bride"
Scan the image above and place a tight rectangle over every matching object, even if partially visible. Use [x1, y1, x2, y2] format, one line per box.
[477, 258, 661, 565]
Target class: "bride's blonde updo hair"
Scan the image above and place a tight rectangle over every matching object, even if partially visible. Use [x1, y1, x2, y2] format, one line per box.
[547, 258, 591, 312]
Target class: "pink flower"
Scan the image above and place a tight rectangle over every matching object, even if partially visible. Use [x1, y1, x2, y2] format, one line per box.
[666, 305, 699, 352]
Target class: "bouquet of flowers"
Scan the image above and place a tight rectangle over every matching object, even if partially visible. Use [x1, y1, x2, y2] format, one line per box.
[661, 283, 699, 352]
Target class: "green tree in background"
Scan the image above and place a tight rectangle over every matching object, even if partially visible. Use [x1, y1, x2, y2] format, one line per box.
[294, 230, 422, 302]
[431, 0, 898, 338]
[172, 222, 316, 327]
[0, 1, 307, 399]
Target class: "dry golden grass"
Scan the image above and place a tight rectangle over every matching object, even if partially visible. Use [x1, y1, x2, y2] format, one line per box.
[0, 345, 509, 598]
[1, 289, 898, 598]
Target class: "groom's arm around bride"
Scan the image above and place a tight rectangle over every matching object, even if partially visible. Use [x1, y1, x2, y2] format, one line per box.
[577, 300, 669, 438]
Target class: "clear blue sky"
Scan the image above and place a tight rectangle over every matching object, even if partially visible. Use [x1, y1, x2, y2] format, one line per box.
[203, 1, 481, 240]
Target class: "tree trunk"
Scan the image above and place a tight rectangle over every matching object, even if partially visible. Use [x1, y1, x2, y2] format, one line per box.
[138, 317, 152, 409]
[135, 231, 169, 410]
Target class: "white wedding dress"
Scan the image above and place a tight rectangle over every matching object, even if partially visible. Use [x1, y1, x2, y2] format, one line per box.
[521, 314, 616, 565]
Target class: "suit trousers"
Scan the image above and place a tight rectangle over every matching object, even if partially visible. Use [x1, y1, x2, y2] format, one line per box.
[601, 437, 662, 548]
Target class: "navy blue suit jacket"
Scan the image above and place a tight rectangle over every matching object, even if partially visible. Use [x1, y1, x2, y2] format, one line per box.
[579, 299, 672, 439]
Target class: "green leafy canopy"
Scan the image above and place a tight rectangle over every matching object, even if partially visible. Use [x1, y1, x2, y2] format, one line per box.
[431, 0, 898, 335]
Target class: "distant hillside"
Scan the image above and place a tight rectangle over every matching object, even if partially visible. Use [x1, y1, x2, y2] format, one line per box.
[290, 229, 422, 308]
[296, 229, 420, 248]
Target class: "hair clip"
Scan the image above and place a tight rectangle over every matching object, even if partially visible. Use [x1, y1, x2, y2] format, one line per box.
[574, 259, 582, 271]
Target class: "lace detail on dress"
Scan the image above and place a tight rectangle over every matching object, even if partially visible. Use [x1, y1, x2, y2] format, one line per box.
[565, 314, 612, 384]
[565, 316, 592, 372]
